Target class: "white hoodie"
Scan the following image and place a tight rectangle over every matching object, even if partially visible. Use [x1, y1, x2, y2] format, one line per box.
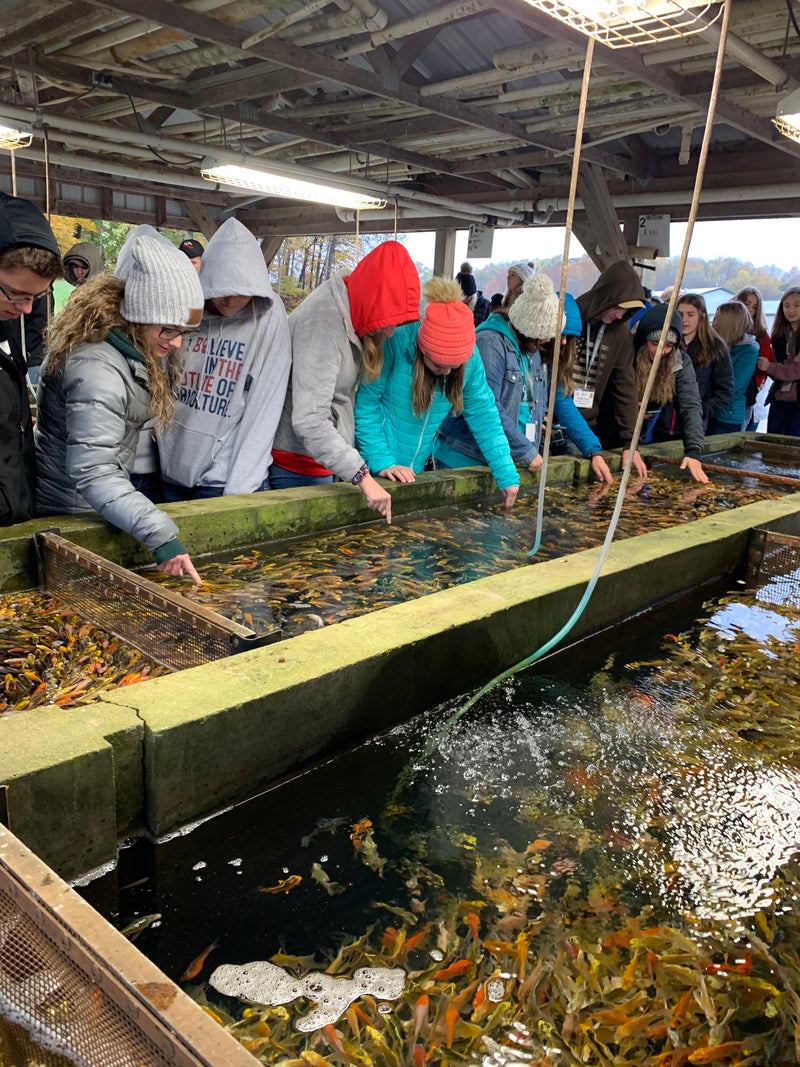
[157, 218, 291, 494]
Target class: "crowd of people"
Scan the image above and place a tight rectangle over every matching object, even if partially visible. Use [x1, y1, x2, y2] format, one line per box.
[2, 190, 799, 584]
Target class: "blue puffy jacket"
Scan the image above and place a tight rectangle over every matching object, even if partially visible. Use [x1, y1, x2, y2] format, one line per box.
[436, 316, 603, 464]
[354, 321, 518, 490]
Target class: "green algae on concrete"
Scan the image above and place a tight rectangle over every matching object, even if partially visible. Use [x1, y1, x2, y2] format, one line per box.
[0, 702, 142, 879]
[95, 492, 800, 842]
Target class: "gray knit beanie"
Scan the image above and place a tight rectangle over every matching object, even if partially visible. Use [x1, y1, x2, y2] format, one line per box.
[508, 262, 535, 285]
[509, 273, 564, 340]
[116, 229, 204, 327]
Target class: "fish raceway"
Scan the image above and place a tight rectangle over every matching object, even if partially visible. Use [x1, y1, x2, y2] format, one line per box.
[1, 433, 799, 881]
[2, 431, 800, 1065]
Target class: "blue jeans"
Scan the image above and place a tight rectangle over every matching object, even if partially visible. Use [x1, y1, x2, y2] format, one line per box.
[162, 479, 270, 501]
[268, 464, 334, 489]
[131, 471, 164, 504]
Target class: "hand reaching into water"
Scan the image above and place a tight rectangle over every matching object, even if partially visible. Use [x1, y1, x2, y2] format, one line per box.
[360, 473, 392, 524]
[157, 553, 202, 586]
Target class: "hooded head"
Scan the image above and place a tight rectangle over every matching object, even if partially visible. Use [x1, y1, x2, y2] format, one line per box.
[343, 240, 420, 338]
[198, 218, 274, 315]
[576, 261, 645, 326]
[0, 192, 61, 261]
[63, 241, 104, 286]
[634, 303, 683, 352]
[417, 278, 475, 367]
[115, 228, 204, 327]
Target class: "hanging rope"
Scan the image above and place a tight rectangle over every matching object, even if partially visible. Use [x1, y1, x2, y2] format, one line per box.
[10, 149, 17, 196]
[393, 198, 398, 239]
[528, 35, 595, 559]
[355, 209, 360, 258]
[43, 127, 51, 221]
[415, 0, 734, 761]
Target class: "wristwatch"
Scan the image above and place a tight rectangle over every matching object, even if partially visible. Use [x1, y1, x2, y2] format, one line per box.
[351, 463, 369, 485]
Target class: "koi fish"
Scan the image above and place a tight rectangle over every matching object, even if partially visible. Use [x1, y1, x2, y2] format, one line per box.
[120, 913, 161, 940]
[260, 875, 302, 894]
[432, 959, 471, 981]
[412, 994, 428, 1044]
[311, 863, 345, 896]
[180, 940, 219, 982]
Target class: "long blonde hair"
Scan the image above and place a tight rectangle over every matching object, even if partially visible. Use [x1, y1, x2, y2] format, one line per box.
[713, 301, 752, 349]
[635, 342, 675, 406]
[361, 330, 387, 383]
[45, 275, 181, 427]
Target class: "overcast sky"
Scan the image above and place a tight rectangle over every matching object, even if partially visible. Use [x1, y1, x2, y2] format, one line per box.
[401, 218, 800, 273]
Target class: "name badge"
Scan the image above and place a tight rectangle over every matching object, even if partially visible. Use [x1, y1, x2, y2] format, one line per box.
[574, 387, 595, 409]
[524, 421, 538, 442]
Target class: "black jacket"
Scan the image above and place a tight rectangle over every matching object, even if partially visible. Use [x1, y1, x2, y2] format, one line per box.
[0, 191, 61, 525]
[0, 333, 36, 524]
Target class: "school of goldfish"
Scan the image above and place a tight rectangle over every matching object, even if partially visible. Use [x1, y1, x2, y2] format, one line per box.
[0, 591, 170, 714]
[152, 471, 787, 640]
[176, 585, 800, 1067]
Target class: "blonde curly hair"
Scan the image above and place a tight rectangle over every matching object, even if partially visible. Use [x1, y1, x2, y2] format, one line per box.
[44, 274, 182, 427]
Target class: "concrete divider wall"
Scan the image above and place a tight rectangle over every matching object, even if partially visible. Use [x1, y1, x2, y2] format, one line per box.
[1, 437, 799, 879]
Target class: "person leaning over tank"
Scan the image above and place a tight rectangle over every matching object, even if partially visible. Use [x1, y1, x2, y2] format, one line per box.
[34, 228, 206, 583]
[434, 273, 613, 485]
[157, 217, 291, 500]
[632, 304, 707, 483]
[353, 278, 519, 509]
[0, 192, 63, 526]
[269, 240, 421, 524]
[569, 260, 648, 477]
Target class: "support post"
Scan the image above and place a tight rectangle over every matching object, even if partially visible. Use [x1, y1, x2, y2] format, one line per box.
[433, 228, 456, 280]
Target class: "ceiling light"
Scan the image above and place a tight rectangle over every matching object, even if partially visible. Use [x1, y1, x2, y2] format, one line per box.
[201, 162, 386, 210]
[521, 1, 721, 48]
[773, 87, 800, 144]
[0, 123, 32, 150]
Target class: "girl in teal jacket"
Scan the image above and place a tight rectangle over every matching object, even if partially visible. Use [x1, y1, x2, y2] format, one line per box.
[354, 278, 519, 508]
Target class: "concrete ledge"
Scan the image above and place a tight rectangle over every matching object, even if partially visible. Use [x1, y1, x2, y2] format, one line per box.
[94, 492, 800, 840]
[0, 703, 142, 879]
[2, 432, 799, 875]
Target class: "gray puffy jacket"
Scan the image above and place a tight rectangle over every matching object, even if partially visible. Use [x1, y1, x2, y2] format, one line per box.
[35, 332, 180, 555]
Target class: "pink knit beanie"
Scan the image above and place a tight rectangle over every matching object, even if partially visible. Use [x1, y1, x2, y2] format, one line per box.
[417, 282, 475, 366]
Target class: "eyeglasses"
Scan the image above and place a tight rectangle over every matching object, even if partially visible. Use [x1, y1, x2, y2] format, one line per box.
[0, 279, 53, 306]
[159, 326, 198, 341]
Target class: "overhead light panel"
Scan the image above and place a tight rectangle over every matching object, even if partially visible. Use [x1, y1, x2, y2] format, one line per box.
[201, 162, 386, 210]
[520, 1, 721, 48]
[0, 123, 32, 150]
[773, 87, 800, 144]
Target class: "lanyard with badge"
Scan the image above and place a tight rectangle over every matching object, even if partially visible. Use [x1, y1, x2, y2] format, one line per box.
[575, 322, 605, 409]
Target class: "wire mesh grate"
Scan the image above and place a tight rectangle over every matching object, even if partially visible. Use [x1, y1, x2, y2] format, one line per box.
[35, 532, 279, 671]
[745, 529, 800, 607]
[0, 826, 255, 1067]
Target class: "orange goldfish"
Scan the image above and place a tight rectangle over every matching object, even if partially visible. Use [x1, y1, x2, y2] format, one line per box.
[259, 875, 302, 894]
[433, 959, 471, 981]
[180, 940, 219, 982]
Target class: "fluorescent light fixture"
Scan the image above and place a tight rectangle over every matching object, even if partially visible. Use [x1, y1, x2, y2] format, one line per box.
[201, 162, 386, 210]
[773, 87, 800, 144]
[0, 123, 32, 150]
[520, 1, 721, 48]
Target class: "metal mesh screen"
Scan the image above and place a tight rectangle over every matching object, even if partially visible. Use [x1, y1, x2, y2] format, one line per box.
[35, 532, 279, 670]
[746, 529, 800, 607]
[0, 892, 173, 1067]
[0, 826, 255, 1067]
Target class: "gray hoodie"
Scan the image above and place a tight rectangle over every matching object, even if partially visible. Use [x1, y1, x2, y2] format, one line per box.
[157, 218, 291, 494]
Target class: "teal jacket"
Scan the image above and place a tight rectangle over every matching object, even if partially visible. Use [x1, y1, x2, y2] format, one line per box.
[714, 339, 759, 428]
[354, 321, 518, 490]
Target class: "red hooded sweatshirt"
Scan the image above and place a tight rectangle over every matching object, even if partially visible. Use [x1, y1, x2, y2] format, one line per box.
[343, 240, 420, 337]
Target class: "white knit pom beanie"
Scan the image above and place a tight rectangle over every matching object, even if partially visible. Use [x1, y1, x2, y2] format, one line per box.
[116, 229, 204, 327]
[508, 273, 564, 340]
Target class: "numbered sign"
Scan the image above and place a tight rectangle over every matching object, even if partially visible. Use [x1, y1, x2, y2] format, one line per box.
[637, 214, 670, 258]
[467, 225, 494, 258]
